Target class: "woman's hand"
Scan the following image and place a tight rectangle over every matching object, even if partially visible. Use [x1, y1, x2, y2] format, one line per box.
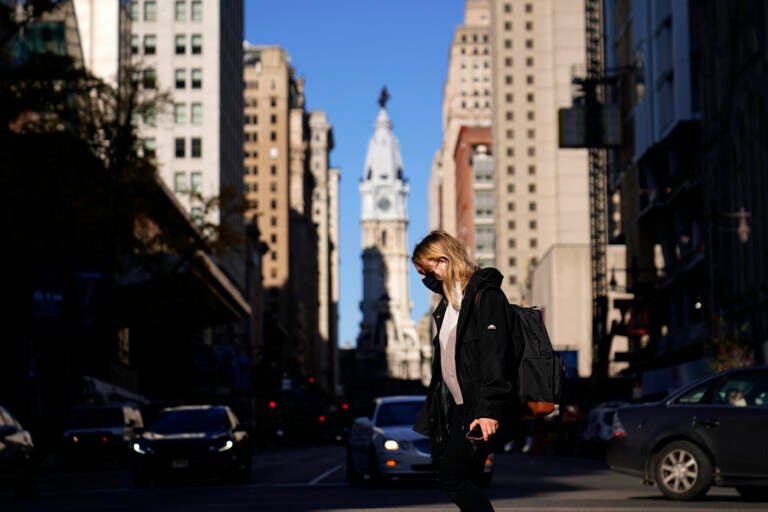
[468, 417, 499, 442]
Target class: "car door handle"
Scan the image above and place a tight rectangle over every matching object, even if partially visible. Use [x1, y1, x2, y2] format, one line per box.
[697, 418, 720, 428]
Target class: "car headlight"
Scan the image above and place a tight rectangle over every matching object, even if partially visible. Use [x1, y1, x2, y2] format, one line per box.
[383, 439, 400, 451]
[132, 442, 152, 455]
[211, 439, 234, 452]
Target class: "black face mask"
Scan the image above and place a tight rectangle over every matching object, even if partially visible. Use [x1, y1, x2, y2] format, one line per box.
[422, 272, 444, 295]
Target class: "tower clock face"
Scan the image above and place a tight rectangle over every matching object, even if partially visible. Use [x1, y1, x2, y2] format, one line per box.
[377, 197, 391, 211]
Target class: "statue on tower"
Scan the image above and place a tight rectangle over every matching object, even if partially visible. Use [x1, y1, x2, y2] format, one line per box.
[378, 86, 390, 108]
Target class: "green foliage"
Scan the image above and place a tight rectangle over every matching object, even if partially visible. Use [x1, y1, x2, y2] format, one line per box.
[709, 318, 754, 373]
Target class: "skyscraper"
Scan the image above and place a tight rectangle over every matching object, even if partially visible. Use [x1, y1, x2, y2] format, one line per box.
[490, 0, 589, 305]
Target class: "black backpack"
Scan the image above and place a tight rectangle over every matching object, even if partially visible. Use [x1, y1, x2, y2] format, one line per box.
[475, 289, 566, 418]
[507, 303, 566, 418]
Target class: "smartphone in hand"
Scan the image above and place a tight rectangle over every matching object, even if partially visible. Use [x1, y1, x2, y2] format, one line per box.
[465, 425, 484, 440]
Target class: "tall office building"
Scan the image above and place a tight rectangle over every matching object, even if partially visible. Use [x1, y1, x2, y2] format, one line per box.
[128, 0, 245, 283]
[430, 0, 493, 235]
[243, 44, 330, 389]
[490, 0, 589, 305]
[357, 96, 420, 381]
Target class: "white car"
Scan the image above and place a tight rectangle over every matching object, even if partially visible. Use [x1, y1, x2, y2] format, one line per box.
[345, 395, 493, 486]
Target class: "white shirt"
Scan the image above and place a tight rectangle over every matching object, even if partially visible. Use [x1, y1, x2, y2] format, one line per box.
[439, 288, 464, 405]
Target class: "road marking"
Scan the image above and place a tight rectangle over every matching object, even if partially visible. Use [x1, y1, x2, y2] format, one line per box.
[308, 464, 342, 485]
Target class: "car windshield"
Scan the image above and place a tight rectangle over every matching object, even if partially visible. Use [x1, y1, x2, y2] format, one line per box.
[375, 401, 424, 427]
[149, 408, 230, 434]
[69, 408, 124, 428]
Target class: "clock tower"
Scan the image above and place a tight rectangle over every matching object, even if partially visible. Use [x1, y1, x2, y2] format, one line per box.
[357, 89, 421, 381]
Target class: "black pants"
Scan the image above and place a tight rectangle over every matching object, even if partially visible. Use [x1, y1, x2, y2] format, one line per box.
[438, 405, 494, 512]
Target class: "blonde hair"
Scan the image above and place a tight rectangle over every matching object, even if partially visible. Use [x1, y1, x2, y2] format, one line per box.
[412, 230, 478, 309]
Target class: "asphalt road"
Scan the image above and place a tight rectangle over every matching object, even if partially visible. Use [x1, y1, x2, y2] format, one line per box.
[1, 445, 764, 512]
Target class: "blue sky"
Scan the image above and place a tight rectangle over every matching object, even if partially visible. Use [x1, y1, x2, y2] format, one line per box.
[244, 0, 465, 347]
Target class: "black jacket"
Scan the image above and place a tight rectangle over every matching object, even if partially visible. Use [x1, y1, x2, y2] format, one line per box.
[413, 268, 519, 455]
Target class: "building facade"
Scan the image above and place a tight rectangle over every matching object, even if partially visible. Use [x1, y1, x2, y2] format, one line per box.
[357, 98, 421, 381]
[489, 0, 590, 306]
[430, 0, 493, 235]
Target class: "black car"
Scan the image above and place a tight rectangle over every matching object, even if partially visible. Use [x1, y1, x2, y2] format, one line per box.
[131, 405, 251, 485]
[60, 403, 144, 467]
[607, 366, 768, 501]
[0, 406, 36, 497]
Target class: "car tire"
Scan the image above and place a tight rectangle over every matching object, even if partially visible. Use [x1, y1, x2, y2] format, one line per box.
[736, 486, 768, 501]
[654, 441, 712, 500]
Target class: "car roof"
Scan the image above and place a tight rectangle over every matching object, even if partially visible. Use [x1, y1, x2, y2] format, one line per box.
[375, 395, 426, 404]
[160, 404, 228, 413]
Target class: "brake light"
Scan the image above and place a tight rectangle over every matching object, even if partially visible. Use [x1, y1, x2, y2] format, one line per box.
[611, 412, 627, 438]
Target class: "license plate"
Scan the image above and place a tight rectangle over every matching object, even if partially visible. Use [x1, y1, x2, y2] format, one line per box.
[171, 459, 189, 469]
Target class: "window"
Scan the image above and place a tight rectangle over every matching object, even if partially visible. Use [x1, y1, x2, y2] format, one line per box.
[190, 207, 203, 224]
[530, 239, 537, 248]
[143, 1, 156, 21]
[270, 114, 277, 124]
[143, 106, 156, 125]
[529, 201, 537, 212]
[174, 1, 186, 21]
[270, 165, 277, 175]
[174, 172, 187, 193]
[174, 103, 187, 124]
[506, 147, 514, 157]
[509, 275, 517, 285]
[175, 138, 186, 158]
[506, 129, 514, 139]
[506, 111, 513, 121]
[504, 21, 511, 31]
[270, 182, 277, 192]
[508, 239, 516, 249]
[528, 183, 536, 193]
[191, 34, 203, 55]
[526, 75, 534, 85]
[525, 3, 532, 13]
[175, 69, 186, 89]
[142, 68, 156, 89]
[270, 131, 276, 141]
[528, 165, 536, 175]
[129, 1, 138, 21]
[505, 93, 513, 103]
[505, 75, 513, 85]
[526, 21, 533, 30]
[509, 257, 517, 266]
[507, 184, 515, 193]
[191, 138, 202, 158]
[526, 57, 534, 67]
[131, 35, 139, 55]
[270, 200, 277, 209]
[529, 220, 537, 230]
[527, 111, 535, 120]
[505, 57, 512, 66]
[527, 147, 536, 156]
[191, 68, 202, 88]
[507, 165, 515, 175]
[175, 34, 186, 54]
[142, 138, 156, 158]
[270, 216, 277, 226]
[527, 129, 535, 138]
[525, 39, 533, 49]
[191, 1, 203, 20]
[508, 221, 516, 230]
[190, 172, 202, 194]
[504, 3, 511, 13]
[507, 202, 515, 212]
[504, 39, 512, 49]
[270, 97, 277, 107]
[191, 102, 202, 124]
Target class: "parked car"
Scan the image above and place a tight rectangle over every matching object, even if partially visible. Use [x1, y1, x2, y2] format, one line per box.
[131, 405, 251, 486]
[345, 395, 494, 486]
[607, 366, 768, 501]
[60, 403, 143, 466]
[0, 406, 36, 497]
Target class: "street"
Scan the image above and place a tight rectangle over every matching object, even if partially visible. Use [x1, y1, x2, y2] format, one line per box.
[1, 445, 763, 512]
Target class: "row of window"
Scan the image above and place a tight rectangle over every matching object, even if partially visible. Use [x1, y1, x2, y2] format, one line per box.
[507, 238, 538, 249]
[459, 33, 489, 44]
[244, 113, 278, 125]
[173, 171, 203, 194]
[175, 137, 203, 158]
[243, 131, 278, 142]
[244, 165, 278, 176]
[174, 102, 204, 125]
[243, 182, 279, 193]
[505, 146, 537, 157]
[175, 68, 203, 89]
[503, 39, 535, 49]
[506, 111, 536, 121]
[131, 1, 203, 22]
[131, 34, 204, 55]
[504, 75, 536, 85]
[503, 3, 533, 14]
[504, 57, 536, 67]
[506, 165, 537, 176]
[507, 220, 538, 230]
[504, 128, 537, 139]
[507, 201, 538, 212]
[503, 21, 534, 31]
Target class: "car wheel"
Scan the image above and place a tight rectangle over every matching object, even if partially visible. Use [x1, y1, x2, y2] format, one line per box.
[654, 441, 712, 500]
[346, 449, 363, 484]
[736, 486, 768, 501]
